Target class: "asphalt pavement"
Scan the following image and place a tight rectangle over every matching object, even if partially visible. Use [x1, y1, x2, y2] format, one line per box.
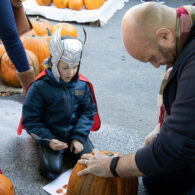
[0, 0, 193, 194]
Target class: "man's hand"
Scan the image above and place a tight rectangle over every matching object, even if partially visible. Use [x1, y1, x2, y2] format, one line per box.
[142, 123, 161, 147]
[49, 139, 68, 151]
[77, 149, 114, 178]
[70, 139, 84, 154]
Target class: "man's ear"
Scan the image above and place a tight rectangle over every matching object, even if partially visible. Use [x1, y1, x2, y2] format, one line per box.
[155, 28, 175, 48]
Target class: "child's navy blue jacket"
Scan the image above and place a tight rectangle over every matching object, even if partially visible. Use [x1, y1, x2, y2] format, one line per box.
[22, 69, 97, 146]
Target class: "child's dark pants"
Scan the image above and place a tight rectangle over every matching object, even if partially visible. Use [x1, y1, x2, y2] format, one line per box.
[38, 138, 94, 180]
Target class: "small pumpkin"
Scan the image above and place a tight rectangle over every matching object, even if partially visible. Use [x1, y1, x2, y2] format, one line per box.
[30, 17, 53, 36]
[67, 151, 138, 195]
[68, 0, 83, 11]
[0, 50, 39, 87]
[21, 35, 49, 72]
[53, 0, 68, 8]
[0, 174, 15, 195]
[52, 23, 77, 38]
[35, 0, 52, 6]
[84, 0, 104, 10]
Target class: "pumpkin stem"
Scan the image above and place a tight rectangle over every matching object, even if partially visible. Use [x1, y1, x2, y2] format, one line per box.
[46, 28, 52, 36]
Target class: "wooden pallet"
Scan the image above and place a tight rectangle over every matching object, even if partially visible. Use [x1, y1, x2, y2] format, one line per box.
[0, 80, 23, 96]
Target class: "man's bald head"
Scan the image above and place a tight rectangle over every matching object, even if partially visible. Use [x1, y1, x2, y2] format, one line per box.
[121, 2, 177, 62]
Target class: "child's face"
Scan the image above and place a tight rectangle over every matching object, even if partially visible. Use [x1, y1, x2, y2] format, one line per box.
[58, 60, 79, 82]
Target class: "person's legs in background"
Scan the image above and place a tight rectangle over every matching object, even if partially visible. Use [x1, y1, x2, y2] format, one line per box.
[0, 0, 35, 91]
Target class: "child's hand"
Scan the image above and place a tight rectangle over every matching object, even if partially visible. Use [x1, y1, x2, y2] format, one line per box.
[49, 139, 68, 151]
[70, 139, 84, 154]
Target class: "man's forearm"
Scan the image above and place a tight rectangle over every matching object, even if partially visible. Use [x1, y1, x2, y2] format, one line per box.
[116, 153, 144, 177]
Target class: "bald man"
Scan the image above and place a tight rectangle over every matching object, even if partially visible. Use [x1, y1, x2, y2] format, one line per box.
[77, 3, 195, 195]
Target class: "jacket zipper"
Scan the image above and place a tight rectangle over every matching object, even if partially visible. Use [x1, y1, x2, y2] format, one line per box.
[63, 86, 71, 139]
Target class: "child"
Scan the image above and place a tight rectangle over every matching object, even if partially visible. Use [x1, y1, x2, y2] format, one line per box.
[21, 27, 100, 180]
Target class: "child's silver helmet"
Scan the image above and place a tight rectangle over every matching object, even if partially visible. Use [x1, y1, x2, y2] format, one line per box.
[49, 27, 83, 82]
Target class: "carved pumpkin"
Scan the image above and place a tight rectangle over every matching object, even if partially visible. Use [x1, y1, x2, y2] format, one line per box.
[68, 0, 83, 11]
[53, 0, 68, 8]
[84, 0, 104, 10]
[67, 151, 138, 195]
[21, 35, 49, 72]
[35, 0, 52, 6]
[0, 50, 39, 87]
[52, 23, 77, 38]
[0, 174, 15, 195]
[30, 17, 53, 36]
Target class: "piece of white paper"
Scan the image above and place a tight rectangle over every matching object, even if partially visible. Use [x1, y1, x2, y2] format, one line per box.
[43, 169, 72, 195]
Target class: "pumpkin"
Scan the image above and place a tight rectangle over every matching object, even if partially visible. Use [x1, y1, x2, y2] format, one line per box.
[52, 23, 77, 38]
[30, 17, 53, 36]
[0, 50, 39, 87]
[53, 0, 68, 8]
[0, 41, 6, 57]
[35, 0, 52, 6]
[0, 174, 15, 195]
[67, 151, 138, 195]
[68, 0, 83, 11]
[22, 29, 37, 36]
[21, 35, 49, 72]
[84, 0, 104, 10]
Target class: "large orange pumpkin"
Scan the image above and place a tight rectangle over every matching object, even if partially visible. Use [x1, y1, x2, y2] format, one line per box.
[30, 17, 53, 36]
[0, 174, 15, 195]
[22, 29, 37, 36]
[67, 151, 138, 195]
[21, 35, 50, 72]
[68, 0, 83, 11]
[84, 0, 104, 10]
[52, 23, 77, 38]
[0, 50, 39, 87]
[35, 0, 52, 6]
[53, 0, 68, 8]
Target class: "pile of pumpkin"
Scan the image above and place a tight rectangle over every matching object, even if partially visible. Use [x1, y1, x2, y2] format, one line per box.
[36, 0, 107, 10]
[0, 18, 77, 88]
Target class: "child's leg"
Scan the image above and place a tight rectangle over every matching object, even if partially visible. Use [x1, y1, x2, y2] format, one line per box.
[38, 144, 64, 180]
